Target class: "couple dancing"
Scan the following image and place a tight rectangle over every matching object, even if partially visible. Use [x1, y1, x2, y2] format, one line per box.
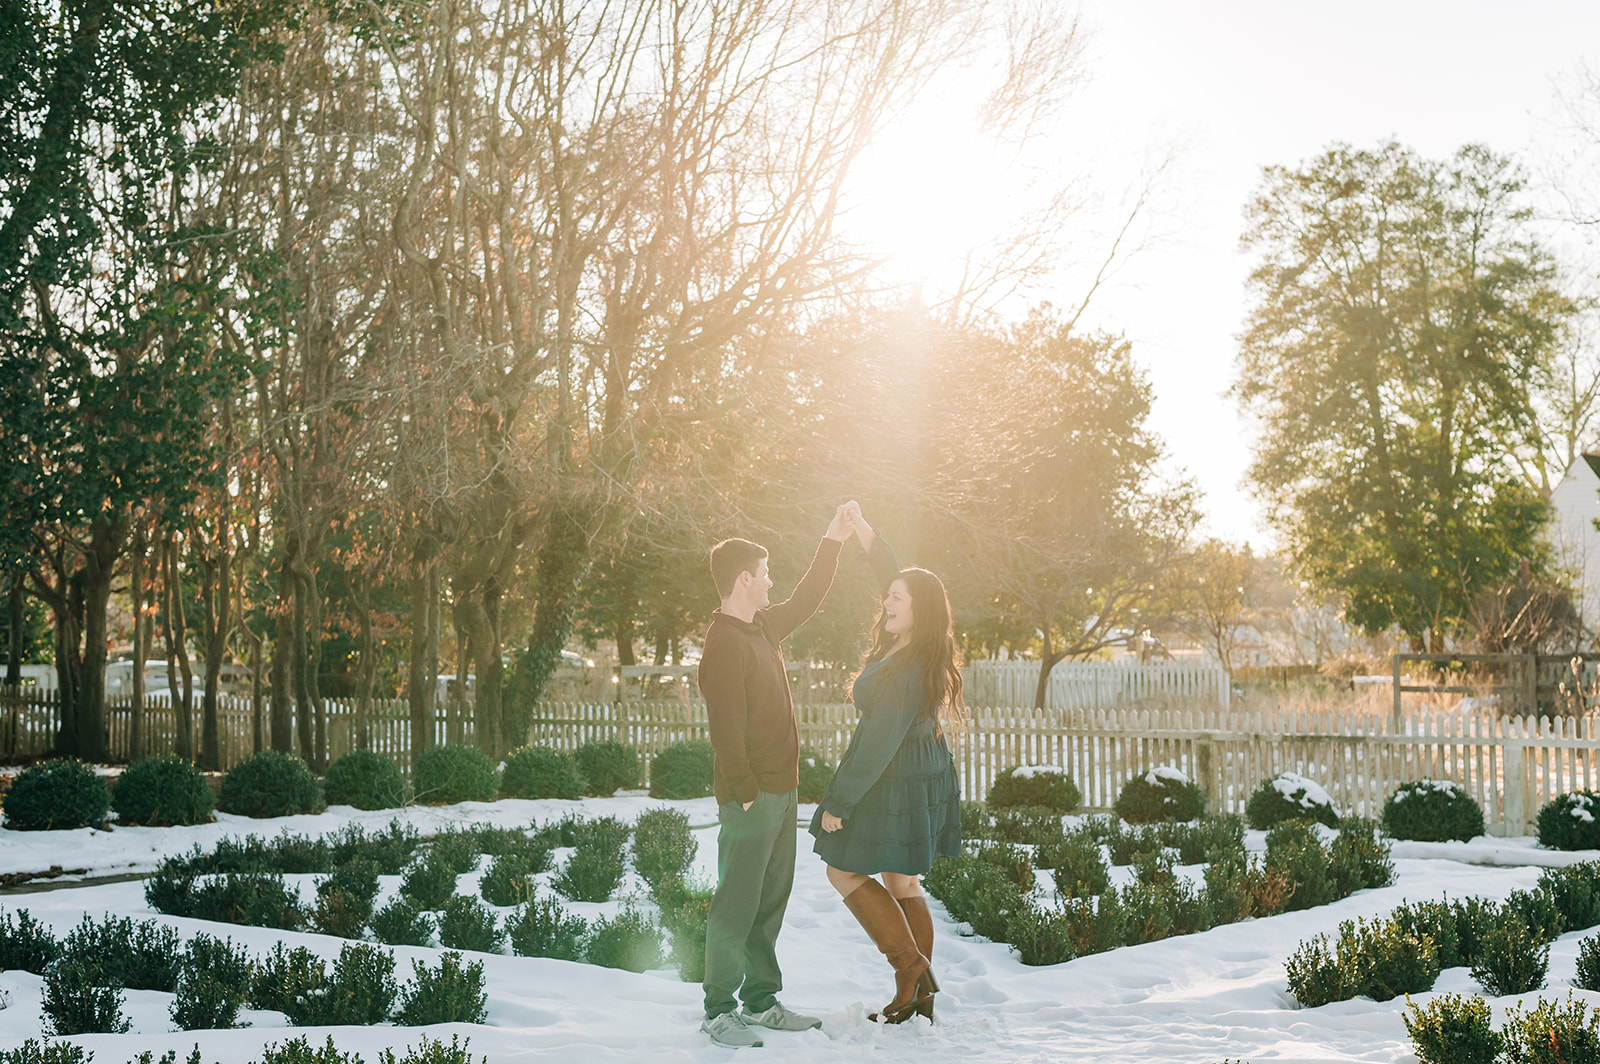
[696, 502, 966, 1048]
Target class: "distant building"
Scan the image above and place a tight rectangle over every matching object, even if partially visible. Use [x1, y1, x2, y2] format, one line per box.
[1546, 453, 1600, 636]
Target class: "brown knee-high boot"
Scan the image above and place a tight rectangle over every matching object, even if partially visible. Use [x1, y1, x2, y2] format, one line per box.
[896, 895, 935, 1020]
[842, 878, 937, 1024]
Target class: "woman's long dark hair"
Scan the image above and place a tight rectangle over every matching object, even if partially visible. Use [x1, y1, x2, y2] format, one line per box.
[862, 567, 968, 732]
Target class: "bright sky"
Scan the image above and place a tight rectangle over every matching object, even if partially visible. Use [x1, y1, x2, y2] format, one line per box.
[841, 0, 1600, 549]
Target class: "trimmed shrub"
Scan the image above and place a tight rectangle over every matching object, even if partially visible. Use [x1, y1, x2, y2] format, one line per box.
[1047, 831, 1111, 899]
[1404, 993, 1503, 1064]
[1394, 899, 1464, 970]
[1504, 994, 1600, 1064]
[1452, 896, 1499, 969]
[796, 746, 833, 803]
[959, 800, 994, 841]
[413, 744, 499, 805]
[1113, 766, 1205, 824]
[923, 852, 1027, 941]
[2, 758, 109, 831]
[1202, 851, 1291, 924]
[500, 745, 586, 800]
[218, 751, 323, 818]
[1058, 890, 1127, 957]
[1383, 779, 1485, 843]
[395, 952, 487, 1026]
[427, 827, 487, 876]
[1540, 862, 1600, 934]
[1505, 887, 1565, 945]
[576, 740, 641, 796]
[1577, 933, 1600, 991]
[379, 1036, 483, 1064]
[480, 852, 538, 907]
[249, 942, 321, 1016]
[1265, 819, 1334, 912]
[987, 765, 1081, 814]
[0, 1041, 91, 1064]
[438, 895, 504, 953]
[372, 895, 435, 947]
[1538, 790, 1600, 851]
[995, 806, 1065, 850]
[655, 880, 713, 982]
[1005, 900, 1078, 965]
[188, 873, 308, 931]
[1286, 917, 1438, 1007]
[402, 855, 460, 910]
[312, 858, 382, 938]
[252, 941, 398, 1026]
[1244, 772, 1338, 830]
[1472, 914, 1550, 996]
[553, 846, 626, 903]
[648, 738, 715, 800]
[42, 959, 130, 1034]
[1329, 816, 1396, 894]
[1121, 879, 1176, 944]
[171, 933, 252, 1030]
[323, 750, 411, 810]
[60, 913, 182, 991]
[0, 908, 59, 973]
[111, 754, 214, 826]
[258, 1039, 363, 1064]
[330, 821, 424, 875]
[586, 907, 663, 972]
[1161, 814, 1245, 865]
[507, 896, 588, 961]
[632, 807, 697, 890]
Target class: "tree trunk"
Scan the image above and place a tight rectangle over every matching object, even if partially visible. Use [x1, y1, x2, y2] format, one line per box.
[406, 562, 438, 770]
[1033, 626, 1060, 712]
[291, 566, 313, 761]
[129, 531, 146, 762]
[198, 535, 230, 771]
[517, 506, 591, 708]
[270, 552, 294, 751]
[6, 570, 24, 686]
[165, 534, 194, 761]
[355, 569, 374, 752]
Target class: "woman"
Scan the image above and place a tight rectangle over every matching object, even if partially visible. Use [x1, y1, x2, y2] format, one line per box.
[810, 507, 964, 1024]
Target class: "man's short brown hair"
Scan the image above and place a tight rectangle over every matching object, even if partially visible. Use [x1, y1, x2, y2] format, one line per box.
[709, 538, 768, 598]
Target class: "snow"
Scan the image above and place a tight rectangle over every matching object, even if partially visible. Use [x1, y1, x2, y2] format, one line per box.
[1143, 765, 1190, 786]
[4, 799, 1600, 1062]
[1006, 765, 1067, 780]
[1269, 772, 1336, 812]
[1389, 778, 1463, 805]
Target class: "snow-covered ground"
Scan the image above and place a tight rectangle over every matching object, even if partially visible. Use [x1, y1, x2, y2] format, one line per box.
[2, 798, 1598, 1063]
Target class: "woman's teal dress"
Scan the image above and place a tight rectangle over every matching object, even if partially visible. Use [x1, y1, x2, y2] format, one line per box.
[808, 656, 962, 875]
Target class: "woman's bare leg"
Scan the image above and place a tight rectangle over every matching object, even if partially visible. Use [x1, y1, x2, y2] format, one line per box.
[826, 864, 871, 897]
[880, 872, 923, 899]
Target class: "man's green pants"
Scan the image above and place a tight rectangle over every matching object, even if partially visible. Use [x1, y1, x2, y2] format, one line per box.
[703, 788, 798, 1019]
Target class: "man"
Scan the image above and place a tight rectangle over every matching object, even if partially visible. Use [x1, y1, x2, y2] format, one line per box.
[696, 504, 853, 1047]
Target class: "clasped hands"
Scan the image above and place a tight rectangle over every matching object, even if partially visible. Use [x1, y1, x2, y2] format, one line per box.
[824, 500, 874, 549]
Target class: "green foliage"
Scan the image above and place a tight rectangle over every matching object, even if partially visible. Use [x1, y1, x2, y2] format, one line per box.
[1286, 917, 1439, 1007]
[922, 851, 1029, 941]
[1058, 891, 1127, 957]
[1393, 899, 1464, 970]
[394, 952, 487, 1026]
[371, 895, 435, 947]
[1505, 887, 1565, 945]
[322, 750, 411, 810]
[654, 879, 714, 982]
[1577, 934, 1600, 991]
[576, 740, 642, 796]
[60, 913, 182, 991]
[427, 828, 488, 876]
[331, 821, 424, 875]
[251, 941, 397, 1027]
[1504, 994, 1600, 1064]
[257, 1038, 364, 1064]
[1382, 780, 1485, 843]
[552, 817, 631, 902]
[413, 744, 499, 805]
[631, 807, 698, 890]
[500, 745, 586, 800]
[1112, 768, 1205, 824]
[0, 1040, 91, 1064]
[1235, 141, 1571, 643]
[507, 896, 588, 962]
[218, 751, 323, 818]
[995, 806, 1065, 850]
[479, 852, 538, 907]
[1404, 993, 1504, 1064]
[1047, 831, 1111, 898]
[379, 1036, 484, 1064]
[987, 766, 1081, 814]
[1472, 914, 1550, 996]
[171, 933, 253, 1031]
[1264, 819, 1334, 912]
[438, 895, 505, 953]
[1244, 773, 1338, 830]
[1452, 896, 1499, 969]
[1328, 816, 1395, 894]
[187, 873, 308, 931]
[312, 858, 382, 938]
[2, 758, 109, 830]
[1539, 862, 1600, 934]
[0, 908, 59, 973]
[42, 959, 131, 1034]
[585, 907, 664, 972]
[959, 800, 994, 841]
[111, 754, 215, 826]
[648, 739, 715, 800]
[1005, 899, 1078, 965]
[1538, 791, 1600, 851]
[402, 856, 460, 911]
[796, 746, 834, 803]
[249, 942, 321, 1017]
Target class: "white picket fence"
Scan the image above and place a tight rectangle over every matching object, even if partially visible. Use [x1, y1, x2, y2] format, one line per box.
[962, 659, 1230, 710]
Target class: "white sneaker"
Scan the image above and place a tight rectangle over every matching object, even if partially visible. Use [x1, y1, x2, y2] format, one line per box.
[702, 1011, 764, 1047]
[743, 1001, 822, 1031]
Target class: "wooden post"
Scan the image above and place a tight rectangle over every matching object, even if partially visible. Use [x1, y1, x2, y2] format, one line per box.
[1525, 653, 1539, 718]
[1503, 736, 1527, 836]
[1392, 653, 1402, 732]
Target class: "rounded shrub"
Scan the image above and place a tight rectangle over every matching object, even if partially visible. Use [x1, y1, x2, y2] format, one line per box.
[648, 739, 715, 800]
[1380, 779, 1485, 843]
[3, 758, 110, 831]
[110, 754, 214, 827]
[499, 745, 586, 800]
[1112, 766, 1205, 824]
[576, 740, 641, 796]
[218, 751, 323, 818]
[585, 908, 663, 972]
[797, 747, 834, 804]
[323, 750, 411, 810]
[987, 765, 1081, 814]
[631, 807, 697, 890]
[1244, 772, 1338, 830]
[413, 744, 499, 805]
[1537, 790, 1600, 851]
